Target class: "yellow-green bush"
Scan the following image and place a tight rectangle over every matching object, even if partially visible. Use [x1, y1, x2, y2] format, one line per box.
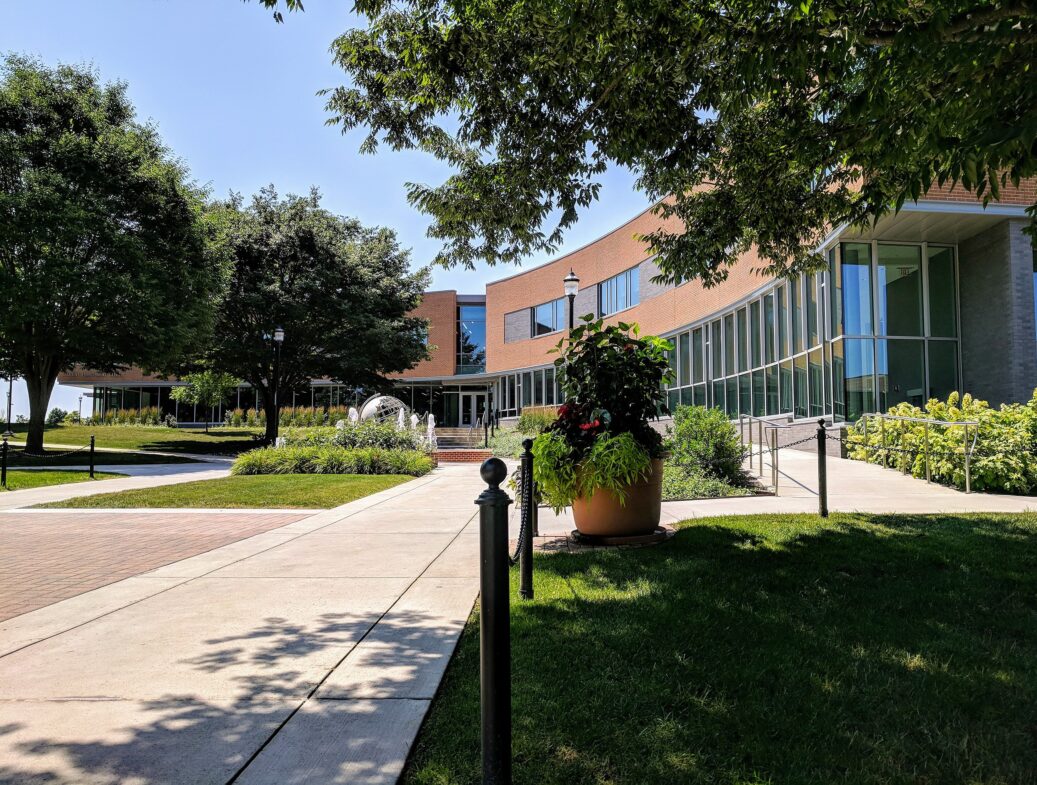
[845, 390, 1037, 494]
[232, 445, 433, 477]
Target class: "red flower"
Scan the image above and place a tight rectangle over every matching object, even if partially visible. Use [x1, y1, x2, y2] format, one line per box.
[578, 419, 601, 431]
[557, 403, 570, 417]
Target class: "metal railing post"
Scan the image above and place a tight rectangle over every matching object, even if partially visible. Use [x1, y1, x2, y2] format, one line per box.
[519, 439, 535, 600]
[923, 421, 931, 483]
[816, 419, 829, 518]
[879, 415, 887, 469]
[484, 417, 489, 449]
[901, 421, 909, 474]
[769, 427, 777, 492]
[963, 424, 971, 494]
[1, 437, 7, 489]
[475, 458, 512, 785]
[773, 428, 780, 494]
[758, 419, 764, 476]
[89, 435, 96, 479]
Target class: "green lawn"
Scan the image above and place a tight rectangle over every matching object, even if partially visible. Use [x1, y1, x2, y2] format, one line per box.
[36, 473, 413, 509]
[7, 424, 262, 455]
[2, 470, 124, 491]
[404, 513, 1037, 785]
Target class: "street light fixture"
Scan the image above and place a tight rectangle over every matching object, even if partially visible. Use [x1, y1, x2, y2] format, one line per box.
[271, 327, 285, 436]
[2, 377, 13, 439]
[563, 269, 580, 331]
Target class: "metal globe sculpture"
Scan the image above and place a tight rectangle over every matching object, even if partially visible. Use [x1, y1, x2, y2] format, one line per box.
[358, 394, 409, 424]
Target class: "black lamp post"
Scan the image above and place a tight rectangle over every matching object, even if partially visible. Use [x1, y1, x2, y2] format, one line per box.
[563, 269, 580, 331]
[3, 377, 12, 439]
[272, 326, 285, 415]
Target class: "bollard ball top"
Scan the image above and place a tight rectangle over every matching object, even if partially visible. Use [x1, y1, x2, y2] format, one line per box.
[480, 457, 508, 488]
[522, 437, 533, 451]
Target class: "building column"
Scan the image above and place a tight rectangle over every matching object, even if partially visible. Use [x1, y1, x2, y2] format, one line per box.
[958, 219, 1037, 405]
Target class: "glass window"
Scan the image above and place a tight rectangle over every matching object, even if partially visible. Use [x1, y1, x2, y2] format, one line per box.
[840, 242, 873, 335]
[681, 387, 694, 406]
[739, 373, 751, 415]
[791, 278, 804, 354]
[807, 273, 820, 347]
[692, 328, 704, 384]
[598, 266, 640, 316]
[777, 284, 789, 359]
[544, 367, 556, 406]
[750, 300, 762, 368]
[927, 246, 957, 337]
[808, 348, 824, 418]
[532, 298, 565, 336]
[667, 388, 680, 413]
[678, 332, 691, 388]
[780, 361, 793, 414]
[1033, 249, 1037, 343]
[508, 376, 516, 413]
[666, 345, 679, 389]
[694, 385, 707, 406]
[724, 314, 735, 376]
[752, 370, 765, 416]
[712, 380, 725, 412]
[763, 293, 776, 364]
[765, 364, 779, 415]
[457, 305, 487, 373]
[840, 338, 875, 422]
[877, 244, 923, 336]
[711, 321, 723, 378]
[725, 377, 738, 418]
[829, 247, 842, 337]
[533, 370, 544, 406]
[793, 354, 808, 418]
[928, 341, 959, 400]
[521, 372, 532, 408]
[737, 308, 748, 372]
[877, 339, 925, 409]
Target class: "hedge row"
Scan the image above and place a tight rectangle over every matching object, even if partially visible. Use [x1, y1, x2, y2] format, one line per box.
[281, 422, 424, 451]
[232, 446, 434, 477]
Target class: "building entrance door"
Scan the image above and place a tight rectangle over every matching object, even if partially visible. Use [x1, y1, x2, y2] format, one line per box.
[460, 393, 486, 427]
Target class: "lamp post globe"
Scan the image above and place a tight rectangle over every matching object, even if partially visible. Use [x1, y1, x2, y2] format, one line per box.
[563, 269, 580, 330]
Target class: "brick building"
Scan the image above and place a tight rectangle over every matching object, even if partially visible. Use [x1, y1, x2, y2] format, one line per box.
[62, 184, 1037, 427]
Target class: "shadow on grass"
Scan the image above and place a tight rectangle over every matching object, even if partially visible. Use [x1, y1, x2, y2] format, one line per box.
[406, 513, 1037, 785]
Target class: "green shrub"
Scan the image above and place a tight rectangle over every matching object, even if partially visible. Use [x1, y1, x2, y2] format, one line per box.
[281, 421, 423, 451]
[533, 430, 652, 512]
[516, 407, 557, 434]
[46, 407, 68, 426]
[232, 445, 433, 477]
[661, 465, 753, 501]
[846, 389, 1037, 494]
[666, 404, 748, 483]
[95, 406, 163, 427]
[489, 429, 528, 458]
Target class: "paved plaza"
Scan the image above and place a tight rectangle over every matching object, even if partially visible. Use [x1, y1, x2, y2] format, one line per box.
[0, 452, 1035, 784]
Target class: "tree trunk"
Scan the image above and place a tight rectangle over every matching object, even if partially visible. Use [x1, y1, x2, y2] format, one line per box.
[24, 365, 58, 454]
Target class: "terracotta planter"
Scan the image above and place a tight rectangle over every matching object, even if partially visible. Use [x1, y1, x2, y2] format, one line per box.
[571, 458, 664, 537]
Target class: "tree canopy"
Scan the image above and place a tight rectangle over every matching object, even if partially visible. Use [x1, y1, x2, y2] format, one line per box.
[170, 371, 239, 432]
[254, 0, 1035, 286]
[204, 186, 430, 440]
[0, 55, 223, 451]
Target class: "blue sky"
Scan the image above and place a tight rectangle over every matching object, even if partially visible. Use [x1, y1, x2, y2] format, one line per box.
[2, 0, 651, 417]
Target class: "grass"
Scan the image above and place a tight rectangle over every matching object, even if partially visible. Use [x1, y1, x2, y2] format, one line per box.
[7, 448, 197, 466]
[2, 470, 124, 491]
[6, 423, 262, 455]
[404, 513, 1037, 785]
[35, 473, 414, 509]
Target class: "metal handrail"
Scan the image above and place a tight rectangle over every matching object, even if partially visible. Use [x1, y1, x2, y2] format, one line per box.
[854, 412, 979, 493]
[738, 414, 799, 486]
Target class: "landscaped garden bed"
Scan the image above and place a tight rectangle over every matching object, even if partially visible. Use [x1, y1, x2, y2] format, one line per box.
[34, 474, 412, 508]
[405, 512, 1037, 784]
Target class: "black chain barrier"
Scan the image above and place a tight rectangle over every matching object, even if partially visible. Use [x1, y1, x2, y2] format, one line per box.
[1, 435, 97, 487]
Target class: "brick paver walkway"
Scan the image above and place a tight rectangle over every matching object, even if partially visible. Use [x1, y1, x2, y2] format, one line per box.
[0, 511, 307, 621]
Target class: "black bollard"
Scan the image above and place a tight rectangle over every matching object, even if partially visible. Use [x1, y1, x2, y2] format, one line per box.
[816, 419, 829, 518]
[89, 435, 95, 479]
[475, 457, 512, 785]
[1, 438, 7, 489]
[519, 439, 535, 600]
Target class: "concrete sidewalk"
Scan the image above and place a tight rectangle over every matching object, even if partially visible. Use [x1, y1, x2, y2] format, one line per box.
[0, 463, 232, 510]
[0, 464, 484, 785]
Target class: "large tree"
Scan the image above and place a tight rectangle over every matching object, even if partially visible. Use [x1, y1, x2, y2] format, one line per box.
[255, 0, 1035, 286]
[205, 186, 430, 441]
[0, 55, 223, 452]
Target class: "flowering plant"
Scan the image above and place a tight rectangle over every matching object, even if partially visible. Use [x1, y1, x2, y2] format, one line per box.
[531, 317, 674, 511]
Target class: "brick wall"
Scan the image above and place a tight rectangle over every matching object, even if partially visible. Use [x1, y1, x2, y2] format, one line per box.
[393, 290, 457, 379]
[958, 219, 1037, 404]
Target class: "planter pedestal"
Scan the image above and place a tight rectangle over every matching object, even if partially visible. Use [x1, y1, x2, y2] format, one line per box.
[570, 526, 670, 547]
